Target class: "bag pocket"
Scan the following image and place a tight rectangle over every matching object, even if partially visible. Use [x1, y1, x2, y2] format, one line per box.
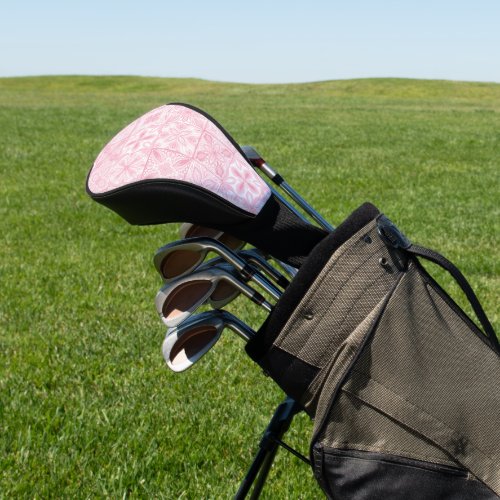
[313, 445, 496, 500]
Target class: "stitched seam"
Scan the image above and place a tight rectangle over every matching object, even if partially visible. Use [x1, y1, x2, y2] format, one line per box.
[321, 441, 461, 468]
[301, 286, 393, 406]
[322, 452, 467, 481]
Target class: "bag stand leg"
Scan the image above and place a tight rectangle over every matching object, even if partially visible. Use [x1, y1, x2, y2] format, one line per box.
[235, 397, 303, 499]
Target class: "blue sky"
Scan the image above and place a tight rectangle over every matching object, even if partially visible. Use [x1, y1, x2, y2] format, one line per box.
[1, 0, 499, 83]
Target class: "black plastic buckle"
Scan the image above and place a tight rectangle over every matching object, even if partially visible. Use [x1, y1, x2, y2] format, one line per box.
[377, 215, 411, 272]
[377, 215, 411, 250]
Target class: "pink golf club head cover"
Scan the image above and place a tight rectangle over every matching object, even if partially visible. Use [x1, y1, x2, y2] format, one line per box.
[87, 103, 327, 266]
[88, 104, 271, 215]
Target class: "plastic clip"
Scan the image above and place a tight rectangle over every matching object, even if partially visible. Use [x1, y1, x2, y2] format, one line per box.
[377, 215, 411, 272]
[377, 215, 411, 250]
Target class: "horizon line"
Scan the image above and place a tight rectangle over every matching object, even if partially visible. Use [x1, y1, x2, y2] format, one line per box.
[1, 74, 500, 86]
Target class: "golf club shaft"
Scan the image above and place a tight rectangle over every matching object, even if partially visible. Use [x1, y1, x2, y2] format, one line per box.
[161, 237, 283, 300]
[270, 183, 311, 226]
[179, 224, 298, 283]
[280, 180, 333, 231]
[239, 285, 274, 313]
[273, 259, 298, 278]
[248, 270, 281, 301]
[185, 238, 283, 300]
[226, 321, 256, 342]
[241, 250, 289, 289]
[241, 145, 334, 231]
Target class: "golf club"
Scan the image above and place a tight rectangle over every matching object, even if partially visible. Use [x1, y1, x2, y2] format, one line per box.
[241, 145, 334, 231]
[165, 256, 250, 310]
[239, 249, 290, 289]
[87, 103, 327, 266]
[179, 223, 297, 280]
[153, 237, 282, 300]
[179, 222, 245, 252]
[159, 255, 279, 312]
[155, 265, 274, 328]
[162, 310, 255, 372]
[188, 257, 286, 310]
[160, 236, 290, 288]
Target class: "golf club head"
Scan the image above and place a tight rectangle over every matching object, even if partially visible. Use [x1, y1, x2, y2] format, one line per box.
[155, 231, 287, 288]
[153, 236, 282, 300]
[162, 314, 223, 372]
[155, 264, 272, 328]
[203, 261, 245, 309]
[86, 103, 327, 266]
[160, 255, 241, 309]
[162, 310, 255, 372]
[155, 258, 238, 321]
[153, 236, 245, 282]
[179, 223, 245, 252]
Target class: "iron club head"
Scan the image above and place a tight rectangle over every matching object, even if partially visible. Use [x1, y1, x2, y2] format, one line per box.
[161, 310, 255, 372]
[155, 264, 273, 328]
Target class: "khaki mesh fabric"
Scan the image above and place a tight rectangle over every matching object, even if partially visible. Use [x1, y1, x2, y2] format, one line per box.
[270, 220, 403, 411]
[322, 390, 460, 468]
[311, 262, 499, 494]
[267, 215, 499, 495]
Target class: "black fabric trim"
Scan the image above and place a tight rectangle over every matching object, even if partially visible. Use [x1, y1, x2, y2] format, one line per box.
[89, 177, 326, 266]
[217, 194, 327, 267]
[246, 202, 380, 361]
[87, 178, 253, 225]
[258, 346, 320, 406]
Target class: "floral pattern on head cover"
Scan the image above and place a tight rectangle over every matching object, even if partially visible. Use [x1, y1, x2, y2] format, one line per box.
[88, 104, 272, 215]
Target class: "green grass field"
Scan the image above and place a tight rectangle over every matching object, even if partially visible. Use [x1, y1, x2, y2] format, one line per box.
[1, 76, 498, 498]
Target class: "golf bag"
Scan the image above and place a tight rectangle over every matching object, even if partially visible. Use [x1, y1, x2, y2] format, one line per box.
[246, 202, 500, 499]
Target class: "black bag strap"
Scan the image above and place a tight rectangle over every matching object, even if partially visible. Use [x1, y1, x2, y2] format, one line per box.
[407, 244, 499, 353]
[377, 215, 499, 354]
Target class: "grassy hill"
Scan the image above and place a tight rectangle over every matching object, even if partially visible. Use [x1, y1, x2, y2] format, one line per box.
[1, 76, 498, 498]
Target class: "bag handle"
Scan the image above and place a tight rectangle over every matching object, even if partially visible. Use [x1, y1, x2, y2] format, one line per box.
[377, 215, 499, 354]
